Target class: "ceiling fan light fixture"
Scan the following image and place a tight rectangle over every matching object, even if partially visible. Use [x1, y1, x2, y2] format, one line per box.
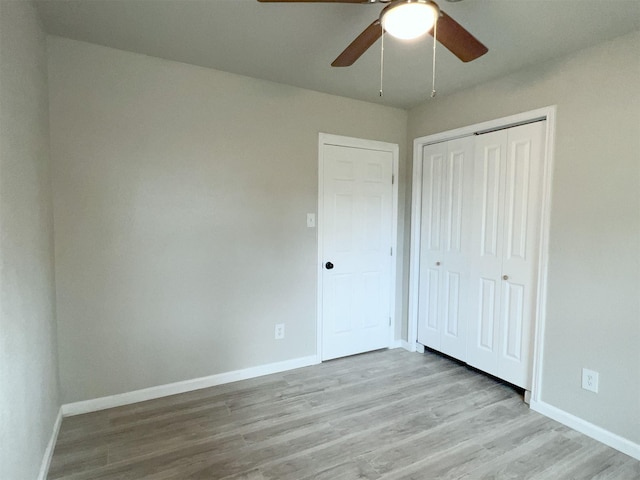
[381, 1, 439, 41]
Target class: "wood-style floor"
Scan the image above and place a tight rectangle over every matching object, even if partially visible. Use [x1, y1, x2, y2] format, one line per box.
[48, 349, 639, 479]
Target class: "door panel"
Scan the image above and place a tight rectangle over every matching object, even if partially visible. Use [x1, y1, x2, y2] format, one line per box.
[423, 148, 444, 252]
[331, 273, 354, 334]
[418, 266, 440, 347]
[497, 121, 545, 388]
[417, 143, 446, 349]
[321, 143, 393, 361]
[504, 140, 531, 261]
[444, 149, 465, 252]
[425, 268, 440, 329]
[363, 194, 383, 251]
[417, 138, 473, 360]
[334, 193, 354, 252]
[439, 138, 473, 359]
[444, 271, 460, 336]
[479, 142, 505, 258]
[468, 122, 545, 389]
[363, 272, 383, 328]
[478, 278, 497, 351]
[502, 281, 525, 361]
[467, 130, 507, 372]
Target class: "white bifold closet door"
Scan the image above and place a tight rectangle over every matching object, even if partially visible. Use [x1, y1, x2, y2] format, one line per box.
[467, 121, 546, 389]
[417, 137, 474, 360]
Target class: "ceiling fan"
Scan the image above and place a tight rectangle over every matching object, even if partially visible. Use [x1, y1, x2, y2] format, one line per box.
[257, 0, 488, 67]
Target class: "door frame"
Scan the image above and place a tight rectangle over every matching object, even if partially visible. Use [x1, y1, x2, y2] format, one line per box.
[407, 106, 556, 403]
[317, 133, 400, 361]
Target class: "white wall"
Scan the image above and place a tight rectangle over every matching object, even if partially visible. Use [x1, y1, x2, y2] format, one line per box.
[408, 31, 640, 445]
[0, 1, 61, 478]
[47, 37, 408, 403]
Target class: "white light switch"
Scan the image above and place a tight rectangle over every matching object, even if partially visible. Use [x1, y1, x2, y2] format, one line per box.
[307, 213, 316, 228]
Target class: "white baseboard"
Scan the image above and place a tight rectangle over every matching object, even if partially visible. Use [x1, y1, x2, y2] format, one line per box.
[62, 355, 320, 417]
[530, 399, 640, 461]
[400, 340, 414, 352]
[38, 407, 62, 480]
[389, 340, 416, 352]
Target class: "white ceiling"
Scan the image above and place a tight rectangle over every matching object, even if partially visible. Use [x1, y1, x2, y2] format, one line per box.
[36, 0, 640, 109]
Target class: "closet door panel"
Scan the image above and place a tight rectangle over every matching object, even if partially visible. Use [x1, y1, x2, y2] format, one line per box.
[502, 281, 525, 360]
[439, 137, 473, 360]
[467, 130, 507, 375]
[502, 122, 544, 269]
[479, 143, 504, 259]
[418, 267, 440, 343]
[417, 144, 447, 349]
[443, 271, 461, 338]
[443, 147, 465, 253]
[497, 121, 546, 388]
[421, 147, 445, 252]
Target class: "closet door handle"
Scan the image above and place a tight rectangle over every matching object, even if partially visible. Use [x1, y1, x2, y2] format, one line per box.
[436, 261, 441, 266]
[502, 275, 509, 280]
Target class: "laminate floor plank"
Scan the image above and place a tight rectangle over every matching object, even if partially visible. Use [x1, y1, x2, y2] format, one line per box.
[48, 349, 639, 480]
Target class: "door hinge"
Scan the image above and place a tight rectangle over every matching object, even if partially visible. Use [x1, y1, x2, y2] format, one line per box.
[391, 174, 394, 185]
[389, 317, 392, 326]
[390, 247, 393, 256]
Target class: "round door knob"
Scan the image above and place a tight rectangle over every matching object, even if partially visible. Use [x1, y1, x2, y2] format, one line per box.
[436, 261, 441, 266]
[325, 262, 334, 270]
[503, 275, 509, 280]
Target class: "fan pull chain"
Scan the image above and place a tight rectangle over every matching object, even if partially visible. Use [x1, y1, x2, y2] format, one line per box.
[431, 15, 438, 98]
[379, 23, 384, 97]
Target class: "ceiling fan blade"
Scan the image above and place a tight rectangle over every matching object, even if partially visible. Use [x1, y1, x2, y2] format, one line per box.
[332, 19, 382, 67]
[433, 11, 488, 62]
[258, 1, 368, 3]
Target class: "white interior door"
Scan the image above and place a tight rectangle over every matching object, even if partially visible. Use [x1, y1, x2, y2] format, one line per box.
[320, 140, 395, 361]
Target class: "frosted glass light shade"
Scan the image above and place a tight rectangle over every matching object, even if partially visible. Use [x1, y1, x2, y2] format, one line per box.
[381, 2, 438, 40]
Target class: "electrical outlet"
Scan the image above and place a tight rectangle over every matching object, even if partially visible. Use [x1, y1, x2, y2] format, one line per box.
[582, 368, 599, 393]
[275, 323, 285, 340]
